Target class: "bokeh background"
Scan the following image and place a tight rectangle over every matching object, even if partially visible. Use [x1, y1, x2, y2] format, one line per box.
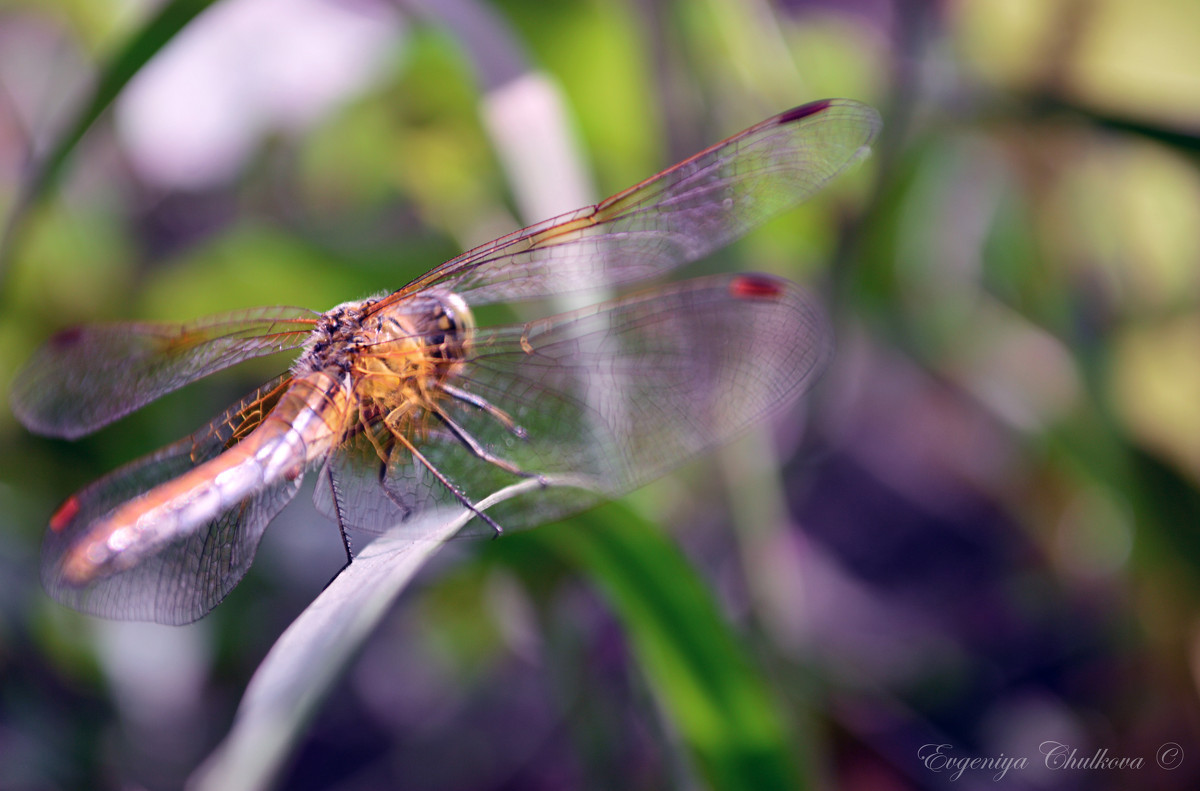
[2, 0, 1200, 789]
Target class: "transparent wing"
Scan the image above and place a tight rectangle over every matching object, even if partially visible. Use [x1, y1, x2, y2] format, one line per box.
[319, 274, 829, 537]
[41, 376, 300, 624]
[313, 426, 450, 538]
[11, 306, 318, 439]
[381, 99, 879, 307]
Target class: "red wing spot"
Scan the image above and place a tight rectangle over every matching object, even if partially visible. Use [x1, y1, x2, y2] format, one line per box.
[776, 100, 832, 125]
[729, 275, 785, 300]
[49, 496, 81, 533]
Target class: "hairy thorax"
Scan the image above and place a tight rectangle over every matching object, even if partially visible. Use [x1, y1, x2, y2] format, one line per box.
[293, 290, 475, 443]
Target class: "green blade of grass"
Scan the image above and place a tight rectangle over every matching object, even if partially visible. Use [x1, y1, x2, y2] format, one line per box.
[188, 476, 591, 791]
[0, 0, 221, 291]
[530, 503, 812, 791]
[188, 509, 464, 791]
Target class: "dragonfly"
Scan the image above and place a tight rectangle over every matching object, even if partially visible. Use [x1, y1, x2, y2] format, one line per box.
[11, 99, 880, 625]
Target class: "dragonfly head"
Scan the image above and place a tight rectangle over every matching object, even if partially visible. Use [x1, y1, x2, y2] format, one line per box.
[352, 289, 475, 402]
[421, 291, 474, 370]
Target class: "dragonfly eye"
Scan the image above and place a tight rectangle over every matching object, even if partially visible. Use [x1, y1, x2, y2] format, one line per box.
[433, 305, 460, 335]
[418, 291, 475, 368]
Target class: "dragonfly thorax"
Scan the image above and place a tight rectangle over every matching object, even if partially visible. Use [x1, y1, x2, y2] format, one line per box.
[313, 290, 473, 414]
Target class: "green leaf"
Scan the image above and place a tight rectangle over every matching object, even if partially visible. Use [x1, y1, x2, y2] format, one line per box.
[533, 503, 811, 791]
[187, 477, 582, 791]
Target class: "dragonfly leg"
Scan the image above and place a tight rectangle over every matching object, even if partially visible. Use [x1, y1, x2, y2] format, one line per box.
[393, 432, 507, 537]
[321, 463, 357, 566]
[429, 403, 547, 487]
[358, 410, 392, 465]
[441, 383, 527, 439]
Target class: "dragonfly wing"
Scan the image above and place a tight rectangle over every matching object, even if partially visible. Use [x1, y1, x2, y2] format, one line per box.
[41, 376, 301, 624]
[315, 418, 601, 541]
[314, 429, 454, 539]
[454, 273, 830, 528]
[11, 305, 318, 439]
[393, 99, 879, 305]
[325, 274, 828, 538]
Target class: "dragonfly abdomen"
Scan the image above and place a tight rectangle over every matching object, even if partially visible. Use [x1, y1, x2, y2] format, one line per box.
[56, 373, 347, 587]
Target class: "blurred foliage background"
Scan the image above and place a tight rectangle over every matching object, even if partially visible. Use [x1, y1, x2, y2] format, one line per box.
[2, 0, 1200, 789]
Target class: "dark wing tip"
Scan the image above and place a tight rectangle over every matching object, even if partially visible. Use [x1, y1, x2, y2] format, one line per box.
[47, 326, 87, 349]
[774, 99, 882, 149]
[776, 99, 835, 124]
